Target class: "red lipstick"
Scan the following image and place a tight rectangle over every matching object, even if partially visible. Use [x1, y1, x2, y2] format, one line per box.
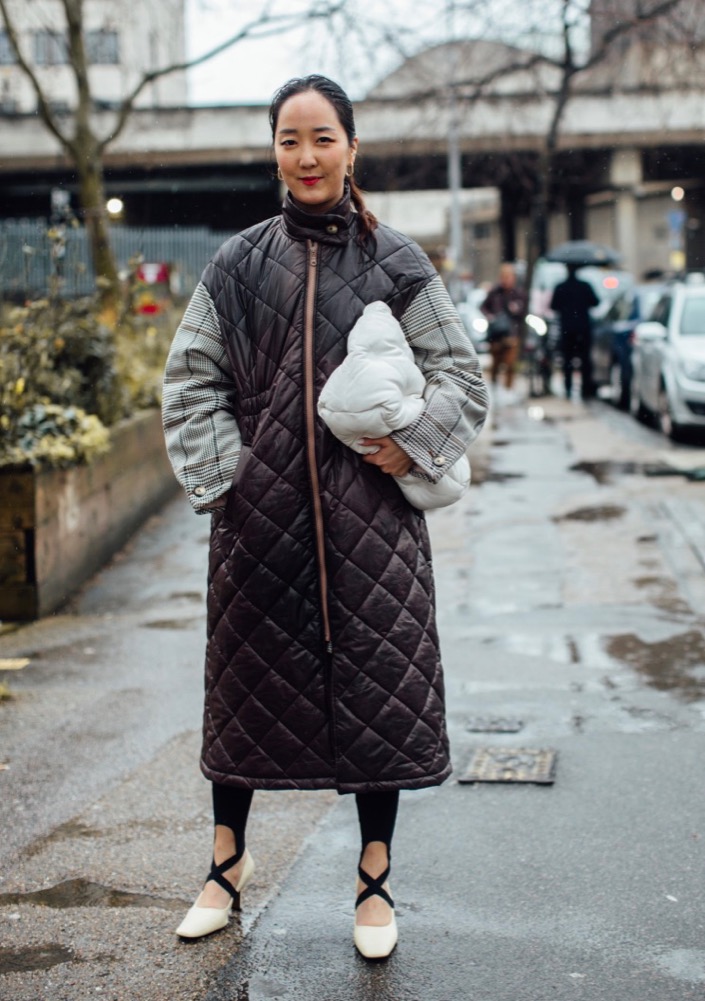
[301, 177, 321, 186]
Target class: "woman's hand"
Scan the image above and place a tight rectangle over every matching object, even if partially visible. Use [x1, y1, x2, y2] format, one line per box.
[361, 436, 414, 476]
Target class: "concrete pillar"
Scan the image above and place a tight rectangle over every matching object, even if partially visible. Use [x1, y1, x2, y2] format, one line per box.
[609, 148, 642, 276]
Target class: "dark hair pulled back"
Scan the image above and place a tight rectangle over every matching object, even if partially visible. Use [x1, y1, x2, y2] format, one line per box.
[269, 75, 378, 246]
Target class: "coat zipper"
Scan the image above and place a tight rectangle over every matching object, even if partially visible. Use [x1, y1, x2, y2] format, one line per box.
[304, 239, 333, 655]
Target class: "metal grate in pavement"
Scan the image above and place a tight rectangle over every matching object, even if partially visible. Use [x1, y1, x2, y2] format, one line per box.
[459, 747, 557, 785]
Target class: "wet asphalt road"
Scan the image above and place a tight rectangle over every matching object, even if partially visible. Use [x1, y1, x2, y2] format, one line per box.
[2, 382, 705, 999]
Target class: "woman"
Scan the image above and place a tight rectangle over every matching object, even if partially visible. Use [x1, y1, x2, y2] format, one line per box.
[162, 75, 488, 960]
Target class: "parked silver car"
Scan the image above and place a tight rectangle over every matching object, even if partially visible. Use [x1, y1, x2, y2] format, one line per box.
[630, 277, 705, 440]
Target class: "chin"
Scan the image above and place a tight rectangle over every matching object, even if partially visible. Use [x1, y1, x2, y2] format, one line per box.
[295, 191, 336, 214]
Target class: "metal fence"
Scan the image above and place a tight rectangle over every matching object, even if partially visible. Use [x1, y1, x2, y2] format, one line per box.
[0, 219, 229, 300]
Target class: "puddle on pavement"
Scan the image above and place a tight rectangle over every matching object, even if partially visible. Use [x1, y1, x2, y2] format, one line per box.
[570, 460, 645, 484]
[0, 879, 184, 911]
[554, 504, 625, 523]
[488, 628, 705, 701]
[141, 618, 201, 630]
[168, 591, 203, 602]
[633, 576, 692, 616]
[484, 633, 589, 666]
[605, 630, 705, 702]
[483, 471, 526, 483]
[0, 943, 77, 975]
[22, 820, 102, 859]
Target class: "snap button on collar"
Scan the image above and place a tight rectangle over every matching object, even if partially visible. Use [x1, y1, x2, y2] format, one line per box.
[326, 224, 339, 234]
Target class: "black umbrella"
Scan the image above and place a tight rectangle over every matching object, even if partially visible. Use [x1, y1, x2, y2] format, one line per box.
[545, 240, 622, 267]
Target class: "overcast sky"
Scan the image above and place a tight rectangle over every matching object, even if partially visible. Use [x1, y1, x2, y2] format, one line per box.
[183, 0, 584, 106]
[183, 1, 399, 105]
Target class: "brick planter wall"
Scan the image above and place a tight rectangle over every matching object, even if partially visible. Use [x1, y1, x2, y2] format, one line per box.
[0, 410, 179, 620]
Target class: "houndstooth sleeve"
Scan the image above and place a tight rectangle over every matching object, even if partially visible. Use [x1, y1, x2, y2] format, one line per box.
[391, 275, 489, 481]
[162, 282, 241, 513]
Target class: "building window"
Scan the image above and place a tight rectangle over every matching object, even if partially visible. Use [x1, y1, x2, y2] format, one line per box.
[34, 31, 68, 66]
[86, 30, 119, 65]
[0, 30, 16, 65]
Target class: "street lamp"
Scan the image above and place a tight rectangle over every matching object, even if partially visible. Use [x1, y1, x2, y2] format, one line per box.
[106, 197, 124, 217]
[668, 187, 686, 272]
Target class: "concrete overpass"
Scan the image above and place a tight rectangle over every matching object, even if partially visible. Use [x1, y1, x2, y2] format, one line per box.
[2, 39, 704, 277]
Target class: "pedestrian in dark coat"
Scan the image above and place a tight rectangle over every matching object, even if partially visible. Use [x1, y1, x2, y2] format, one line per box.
[550, 264, 599, 399]
[481, 262, 528, 390]
[162, 75, 488, 959]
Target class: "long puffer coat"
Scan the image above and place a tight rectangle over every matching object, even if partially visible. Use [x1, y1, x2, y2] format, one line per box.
[165, 190, 485, 793]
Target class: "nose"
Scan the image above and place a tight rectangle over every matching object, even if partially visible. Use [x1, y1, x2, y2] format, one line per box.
[298, 143, 318, 168]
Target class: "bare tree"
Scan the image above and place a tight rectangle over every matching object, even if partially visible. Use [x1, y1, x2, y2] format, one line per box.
[524, 0, 691, 269]
[352, 0, 695, 274]
[0, 0, 342, 306]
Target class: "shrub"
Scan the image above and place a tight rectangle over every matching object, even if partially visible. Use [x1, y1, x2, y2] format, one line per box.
[0, 295, 175, 469]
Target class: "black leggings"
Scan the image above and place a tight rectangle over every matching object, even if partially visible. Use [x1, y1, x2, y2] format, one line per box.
[212, 784, 399, 861]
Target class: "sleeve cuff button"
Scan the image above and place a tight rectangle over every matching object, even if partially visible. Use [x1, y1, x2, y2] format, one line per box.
[432, 456, 447, 466]
[194, 486, 207, 497]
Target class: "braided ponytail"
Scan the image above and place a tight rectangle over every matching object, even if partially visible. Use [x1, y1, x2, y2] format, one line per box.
[349, 175, 378, 247]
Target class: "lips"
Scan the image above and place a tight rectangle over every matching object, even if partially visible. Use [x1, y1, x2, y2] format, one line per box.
[301, 177, 322, 187]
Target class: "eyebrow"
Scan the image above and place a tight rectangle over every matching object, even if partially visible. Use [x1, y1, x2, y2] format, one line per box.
[277, 125, 338, 136]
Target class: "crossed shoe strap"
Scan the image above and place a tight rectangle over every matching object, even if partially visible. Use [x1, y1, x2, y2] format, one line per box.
[206, 852, 243, 901]
[356, 863, 395, 910]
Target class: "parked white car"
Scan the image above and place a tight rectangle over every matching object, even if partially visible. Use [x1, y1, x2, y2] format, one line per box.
[630, 277, 705, 440]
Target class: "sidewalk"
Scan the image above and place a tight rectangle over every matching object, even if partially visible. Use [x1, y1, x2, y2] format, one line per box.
[207, 392, 705, 999]
[1, 388, 705, 999]
[0, 497, 337, 1000]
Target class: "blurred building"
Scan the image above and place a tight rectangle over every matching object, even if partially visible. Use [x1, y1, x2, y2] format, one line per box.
[0, 0, 187, 114]
[1, 1, 705, 287]
[590, 0, 705, 52]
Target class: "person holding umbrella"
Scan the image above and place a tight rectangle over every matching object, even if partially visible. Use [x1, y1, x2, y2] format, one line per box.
[549, 263, 599, 400]
[546, 243, 616, 400]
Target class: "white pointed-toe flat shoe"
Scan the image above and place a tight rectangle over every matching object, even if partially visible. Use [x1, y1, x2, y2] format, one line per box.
[353, 864, 398, 960]
[176, 849, 255, 939]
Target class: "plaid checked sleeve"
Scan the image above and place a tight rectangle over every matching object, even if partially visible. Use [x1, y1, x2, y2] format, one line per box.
[162, 281, 241, 513]
[391, 275, 489, 481]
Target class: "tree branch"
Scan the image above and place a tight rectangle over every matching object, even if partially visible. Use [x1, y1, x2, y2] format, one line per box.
[98, 1, 344, 152]
[0, 0, 72, 152]
[63, 0, 91, 113]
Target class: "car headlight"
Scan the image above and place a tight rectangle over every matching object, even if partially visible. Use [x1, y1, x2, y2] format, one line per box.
[472, 317, 488, 333]
[679, 358, 705, 381]
[525, 314, 547, 336]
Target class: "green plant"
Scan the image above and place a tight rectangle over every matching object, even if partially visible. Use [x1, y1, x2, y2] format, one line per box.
[1, 403, 110, 468]
[0, 294, 176, 470]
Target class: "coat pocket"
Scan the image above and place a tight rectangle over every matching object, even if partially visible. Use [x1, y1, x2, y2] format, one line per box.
[222, 443, 252, 527]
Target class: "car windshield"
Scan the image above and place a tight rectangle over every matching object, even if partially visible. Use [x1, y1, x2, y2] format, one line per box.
[679, 296, 705, 336]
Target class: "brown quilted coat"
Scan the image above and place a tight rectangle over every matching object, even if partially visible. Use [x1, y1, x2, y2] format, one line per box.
[201, 191, 451, 793]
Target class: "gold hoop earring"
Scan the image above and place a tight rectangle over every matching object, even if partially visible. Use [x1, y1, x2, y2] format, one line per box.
[277, 167, 284, 181]
[346, 163, 354, 178]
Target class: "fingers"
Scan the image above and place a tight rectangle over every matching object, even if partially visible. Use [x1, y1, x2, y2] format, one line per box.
[360, 437, 413, 476]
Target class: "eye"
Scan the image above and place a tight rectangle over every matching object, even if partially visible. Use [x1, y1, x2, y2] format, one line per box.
[279, 138, 296, 148]
[317, 136, 334, 144]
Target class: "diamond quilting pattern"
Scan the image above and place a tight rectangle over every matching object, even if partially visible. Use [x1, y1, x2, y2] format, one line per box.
[199, 212, 451, 793]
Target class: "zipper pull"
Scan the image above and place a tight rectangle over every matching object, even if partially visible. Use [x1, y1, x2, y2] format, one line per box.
[309, 241, 318, 267]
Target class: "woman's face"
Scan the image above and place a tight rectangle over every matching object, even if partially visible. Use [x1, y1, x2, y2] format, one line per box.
[274, 90, 358, 214]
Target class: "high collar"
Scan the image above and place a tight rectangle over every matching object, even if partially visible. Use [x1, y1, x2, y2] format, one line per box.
[281, 184, 354, 246]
